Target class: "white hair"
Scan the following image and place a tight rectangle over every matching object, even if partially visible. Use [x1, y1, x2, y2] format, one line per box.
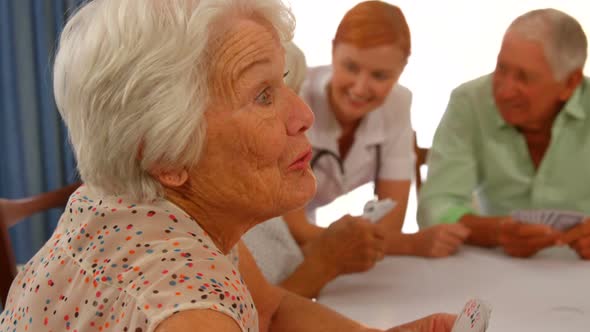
[283, 41, 307, 93]
[54, 0, 295, 201]
[507, 8, 587, 80]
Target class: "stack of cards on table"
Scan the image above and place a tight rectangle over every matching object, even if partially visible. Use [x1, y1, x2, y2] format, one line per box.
[451, 298, 492, 332]
[510, 209, 586, 231]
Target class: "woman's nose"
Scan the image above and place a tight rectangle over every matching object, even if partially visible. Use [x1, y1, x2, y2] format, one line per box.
[286, 90, 314, 135]
[350, 72, 370, 97]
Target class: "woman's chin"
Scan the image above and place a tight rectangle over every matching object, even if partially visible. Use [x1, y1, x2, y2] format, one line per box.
[300, 170, 318, 202]
[282, 174, 317, 214]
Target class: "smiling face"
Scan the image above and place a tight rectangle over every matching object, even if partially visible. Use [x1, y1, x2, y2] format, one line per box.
[182, 19, 316, 222]
[492, 31, 577, 130]
[329, 42, 406, 126]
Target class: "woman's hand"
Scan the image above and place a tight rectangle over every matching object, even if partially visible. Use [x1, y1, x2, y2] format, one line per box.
[302, 215, 386, 276]
[410, 224, 470, 258]
[386, 313, 456, 332]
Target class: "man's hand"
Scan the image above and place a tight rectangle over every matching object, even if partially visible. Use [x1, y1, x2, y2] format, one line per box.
[561, 218, 590, 259]
[302, 215, 386, 276]
[386, 313, 456, 332]
[498, 219, 561, 258]
[410, 224, 471, 258]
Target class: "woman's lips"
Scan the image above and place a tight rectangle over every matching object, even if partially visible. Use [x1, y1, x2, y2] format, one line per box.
[288, 148, 313, 171]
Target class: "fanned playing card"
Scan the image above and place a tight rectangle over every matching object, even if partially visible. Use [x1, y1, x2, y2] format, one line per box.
[510, 209, 585, 231]
[450, 298, 492, 332]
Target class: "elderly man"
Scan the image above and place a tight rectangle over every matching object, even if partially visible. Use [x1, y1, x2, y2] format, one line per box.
[418, 8, 590, 259]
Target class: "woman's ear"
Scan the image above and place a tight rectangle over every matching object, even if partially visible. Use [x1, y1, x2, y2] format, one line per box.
[141, 145, 189, 188]
[153, 169, 189, 188]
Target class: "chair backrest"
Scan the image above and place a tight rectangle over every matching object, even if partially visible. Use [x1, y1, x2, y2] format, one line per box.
[0, 181, 81, 308]
[413, 132, 429, 194]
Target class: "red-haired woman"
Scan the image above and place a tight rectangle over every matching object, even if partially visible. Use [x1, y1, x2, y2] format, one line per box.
[277, 1, 471, 298]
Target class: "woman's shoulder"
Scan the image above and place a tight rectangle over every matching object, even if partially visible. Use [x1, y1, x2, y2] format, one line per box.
[305, 65, 331, 78]
[59, 185, 258, 330]
[60, 186, 243, 287]
[388, 83, 412, 105]
[65, 186, 229, 261]
[299, 65, 331, 97]
[376, 83, 412, 121]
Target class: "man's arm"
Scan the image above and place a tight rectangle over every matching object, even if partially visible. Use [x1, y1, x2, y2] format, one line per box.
[417, 88, 479, 230]
[562, 219, 590, 259]
[458, 214, 506, 247]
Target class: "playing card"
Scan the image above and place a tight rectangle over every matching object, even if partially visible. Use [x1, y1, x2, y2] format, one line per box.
[450, 298, 492, 332]
[543, 210, 557, 226]
[511, 209, 586, 231]
[510, 210, 539, 224]
[362, 198, 397, 223]
[552, 211, 585, 231]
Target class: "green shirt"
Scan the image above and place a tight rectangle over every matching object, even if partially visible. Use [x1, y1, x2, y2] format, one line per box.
[418, 74, 590, 227]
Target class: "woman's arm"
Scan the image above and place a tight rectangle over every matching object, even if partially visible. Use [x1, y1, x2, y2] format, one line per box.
[156, 241, 454, 332]
[278, 214, 385, 298]
[155, 309, 242, 332]
[278, 250, 339, 298]
[376, 179, 471, 257]
[375, 179, 411, 232]
[282, 207, 323, 245]
[238, 241, 378, 332]
[280, 211, 386, 298]
[374, 179, 417, 255]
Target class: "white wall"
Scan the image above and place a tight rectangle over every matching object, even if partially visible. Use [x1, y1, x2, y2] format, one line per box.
[290, 1, 590, 232]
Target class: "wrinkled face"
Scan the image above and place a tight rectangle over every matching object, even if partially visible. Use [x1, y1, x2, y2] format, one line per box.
[192, 19, 316, 221]
[330, 43, 406, 124]
[492, 32, 572, 130]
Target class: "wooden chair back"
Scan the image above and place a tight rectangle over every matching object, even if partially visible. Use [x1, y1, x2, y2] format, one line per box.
[0, 182, 81, 307]
[413, 132, 429, 194]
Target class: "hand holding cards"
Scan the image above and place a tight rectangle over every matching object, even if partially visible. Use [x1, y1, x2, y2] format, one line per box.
[450, 298, 492, 332]
[511, 209, 586, 232]
[363, 198, 396, 223]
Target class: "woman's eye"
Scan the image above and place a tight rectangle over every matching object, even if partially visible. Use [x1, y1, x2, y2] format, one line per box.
[344, 62, 359, 73]
[372, 71, 390, 81]
[255, 87, 273, 106]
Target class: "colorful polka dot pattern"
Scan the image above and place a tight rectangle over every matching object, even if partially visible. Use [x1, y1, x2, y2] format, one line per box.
[0, 185, 258, 332]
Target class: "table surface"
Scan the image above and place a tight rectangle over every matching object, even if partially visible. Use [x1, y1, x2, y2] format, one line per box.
[317, 246, 590, 332]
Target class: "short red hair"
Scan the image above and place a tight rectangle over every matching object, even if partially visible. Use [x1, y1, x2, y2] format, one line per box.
[333, 1, 411, 57]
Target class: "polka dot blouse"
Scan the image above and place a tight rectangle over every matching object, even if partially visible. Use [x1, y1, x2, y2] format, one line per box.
[0, 185, 258, 332]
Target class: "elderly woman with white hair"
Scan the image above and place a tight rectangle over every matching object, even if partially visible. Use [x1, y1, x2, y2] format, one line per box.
[0, 1, 455, 331]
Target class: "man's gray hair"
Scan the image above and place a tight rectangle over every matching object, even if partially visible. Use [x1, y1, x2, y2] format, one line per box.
[507, 8, 587, 80]
[54, 0, 295, 201]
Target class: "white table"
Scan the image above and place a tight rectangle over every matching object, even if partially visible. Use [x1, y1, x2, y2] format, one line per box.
[318, 246, 590, 332]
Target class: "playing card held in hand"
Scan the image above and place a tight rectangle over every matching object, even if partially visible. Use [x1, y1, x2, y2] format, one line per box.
[510, 209, 586, 232]
[451, 298, 492, 332]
